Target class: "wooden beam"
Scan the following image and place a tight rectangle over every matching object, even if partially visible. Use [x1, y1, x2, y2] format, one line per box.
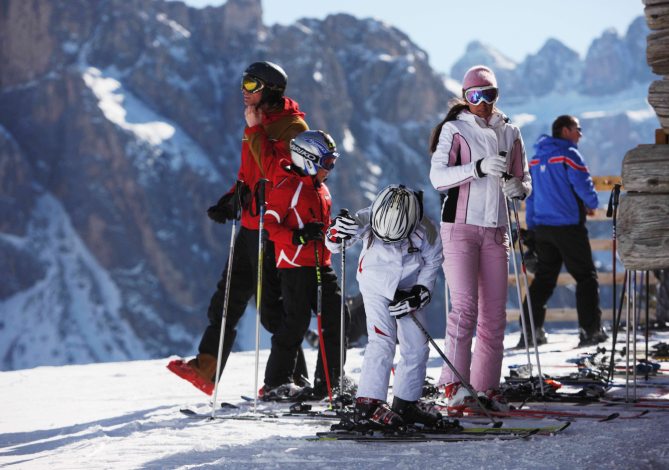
[508, 271, 624, 287]
[592, 175, 622, 192]
[506, 308, 615, 322]
[516, 207, 613, 224]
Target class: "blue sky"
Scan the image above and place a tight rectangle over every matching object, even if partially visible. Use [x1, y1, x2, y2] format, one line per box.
[175, 1, 644, 74]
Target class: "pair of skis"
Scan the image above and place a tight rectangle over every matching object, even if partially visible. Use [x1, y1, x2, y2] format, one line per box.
[311, 422, 570, 443]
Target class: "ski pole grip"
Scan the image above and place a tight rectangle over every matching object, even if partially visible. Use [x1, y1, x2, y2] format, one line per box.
[233, 180, 243, 220]
[338, 208, 349, 217]
[256, 178, 268, 208]
[499, 150, 512, 181]
[613, 184, 621, 205]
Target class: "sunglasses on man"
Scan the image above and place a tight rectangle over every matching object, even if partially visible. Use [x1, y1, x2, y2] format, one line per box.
[241, 75, 264, 94]
[464, 86, 499, 106]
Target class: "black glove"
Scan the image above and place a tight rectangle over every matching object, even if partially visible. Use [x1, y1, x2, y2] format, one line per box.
[239, 183, 252, 211]
[292, 222, 325, 246]
[207, 192, 236, 224]
[519, 229, 536, 253]
[524, 250, 538, 274]
[388, 285, 431, 318]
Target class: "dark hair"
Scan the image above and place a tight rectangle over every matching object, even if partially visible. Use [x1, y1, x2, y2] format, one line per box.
[429, 99, 469, 154]
[552, 115, 577, 138]
[260, 89, 284, 108]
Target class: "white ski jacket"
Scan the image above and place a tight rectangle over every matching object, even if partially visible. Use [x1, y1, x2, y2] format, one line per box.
[326, 208, 443, 301]
[429, 110, 530, 228]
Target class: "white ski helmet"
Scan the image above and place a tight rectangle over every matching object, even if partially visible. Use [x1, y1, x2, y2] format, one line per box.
[371, 185, 422, 243]
[289, 130, 339, 176]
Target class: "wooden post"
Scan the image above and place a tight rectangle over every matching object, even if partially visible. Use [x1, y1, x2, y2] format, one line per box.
[618, 145, 669, 270]
[619, 2, 669, 270]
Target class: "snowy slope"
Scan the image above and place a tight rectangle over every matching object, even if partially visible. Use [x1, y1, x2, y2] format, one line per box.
[1, 328, 668, 469]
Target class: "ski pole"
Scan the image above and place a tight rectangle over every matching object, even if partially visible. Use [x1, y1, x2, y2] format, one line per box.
[607, 270, 628, 383]
[633, 271, 638, 401]
[607, 185, 621, 337]
[505, 201, 533, 371]
[501, 151, 544, 395]
[645, 270, 650, 381]
[625, 270, 631, 402]
[338, 208, 349, 409]
[500, 151, 531, 364]
[605, 184, 621, 383]
[408, 312, 502, 427]
[253, 178, 268, 414]
[314, 242, 333, 404]
[509, 198, 545, 396]
[210, 180, 243, 419]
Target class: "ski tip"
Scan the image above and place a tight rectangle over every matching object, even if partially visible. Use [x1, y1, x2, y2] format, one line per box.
[524, 429, 541, 438]
[556, 421, 571, 433]
[179, 408, 197, 416]
[600, 412, 620, 422]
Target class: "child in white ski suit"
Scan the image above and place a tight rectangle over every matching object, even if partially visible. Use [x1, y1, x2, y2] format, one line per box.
[326, 185, 443, 428]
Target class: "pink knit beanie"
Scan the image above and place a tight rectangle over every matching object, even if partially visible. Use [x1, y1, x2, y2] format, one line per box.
[462, 65, 497, 90]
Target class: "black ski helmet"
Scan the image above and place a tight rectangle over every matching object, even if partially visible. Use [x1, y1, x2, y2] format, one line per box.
[243, 61, 287, 92]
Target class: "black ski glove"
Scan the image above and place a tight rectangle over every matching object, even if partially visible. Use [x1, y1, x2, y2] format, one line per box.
[519, 229, 536, 252]
[292, 222, 325, 246]
[207, 192, 236, 224]
[239, 183, 252, 211]
[389, 285, 431, 318]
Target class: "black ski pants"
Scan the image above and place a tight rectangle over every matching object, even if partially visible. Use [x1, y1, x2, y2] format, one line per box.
[264, 266, 349, 388]
[520, 224, 602, 335]
[199, 226, 307, 381]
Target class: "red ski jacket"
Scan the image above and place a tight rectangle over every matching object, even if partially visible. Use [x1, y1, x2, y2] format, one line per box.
[264, 161, 332, 268]
[235, 97, 307, 230]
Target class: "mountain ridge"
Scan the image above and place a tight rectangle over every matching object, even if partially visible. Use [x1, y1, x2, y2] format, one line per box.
[0, 0, 657, 370]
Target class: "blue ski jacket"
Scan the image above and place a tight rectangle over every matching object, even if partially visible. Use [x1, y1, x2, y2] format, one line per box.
[525, 135, 598, 229]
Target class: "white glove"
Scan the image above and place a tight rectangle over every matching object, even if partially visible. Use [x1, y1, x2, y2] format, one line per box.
[502, 177, 526, 200]
[327, 214, 359, 242]
[477, 155, 507, 177]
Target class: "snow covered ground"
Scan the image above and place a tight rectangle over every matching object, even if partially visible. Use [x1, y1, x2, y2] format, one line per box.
[1, 328, 668, 470]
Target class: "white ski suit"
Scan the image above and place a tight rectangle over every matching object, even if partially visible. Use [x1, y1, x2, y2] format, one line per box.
[326, 208, 443, 402]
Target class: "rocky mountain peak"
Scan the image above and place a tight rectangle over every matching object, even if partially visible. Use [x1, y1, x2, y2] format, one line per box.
[0, 3, 657, 370]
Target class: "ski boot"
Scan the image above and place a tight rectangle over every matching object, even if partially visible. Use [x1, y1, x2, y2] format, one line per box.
[166, 354, 217, 396]
[259, 382, 306, 401]
[391, 396, 461, 431]
[353, 397, 405, 431]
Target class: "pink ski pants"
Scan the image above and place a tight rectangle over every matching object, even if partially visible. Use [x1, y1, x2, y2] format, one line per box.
[438, 223, 509, 391]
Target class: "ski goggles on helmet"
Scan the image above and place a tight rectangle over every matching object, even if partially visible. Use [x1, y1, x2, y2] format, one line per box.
[464, 86, 499, 105]
[241, 75, 264, 94]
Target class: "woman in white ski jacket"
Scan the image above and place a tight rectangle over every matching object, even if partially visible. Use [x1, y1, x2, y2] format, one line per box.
[428, 65, 531, 407]
[325, 185, 443, 428]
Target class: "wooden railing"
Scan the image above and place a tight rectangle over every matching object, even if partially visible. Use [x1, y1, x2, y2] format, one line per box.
[506, 176, 622, 322]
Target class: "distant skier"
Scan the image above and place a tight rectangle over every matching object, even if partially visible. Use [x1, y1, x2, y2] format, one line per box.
[262, 130, 349, 400]
[520, 115, 607, 348]
[167, 61, 309, 395]
[326, 185, 443, 429]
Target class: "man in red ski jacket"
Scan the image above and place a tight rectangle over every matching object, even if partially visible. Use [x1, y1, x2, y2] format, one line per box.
[261, 130, 350, 400]
[168, 61, 310, 395]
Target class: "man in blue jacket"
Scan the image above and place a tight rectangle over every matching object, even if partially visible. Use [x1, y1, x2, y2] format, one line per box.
[517, 115, 607, 348]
